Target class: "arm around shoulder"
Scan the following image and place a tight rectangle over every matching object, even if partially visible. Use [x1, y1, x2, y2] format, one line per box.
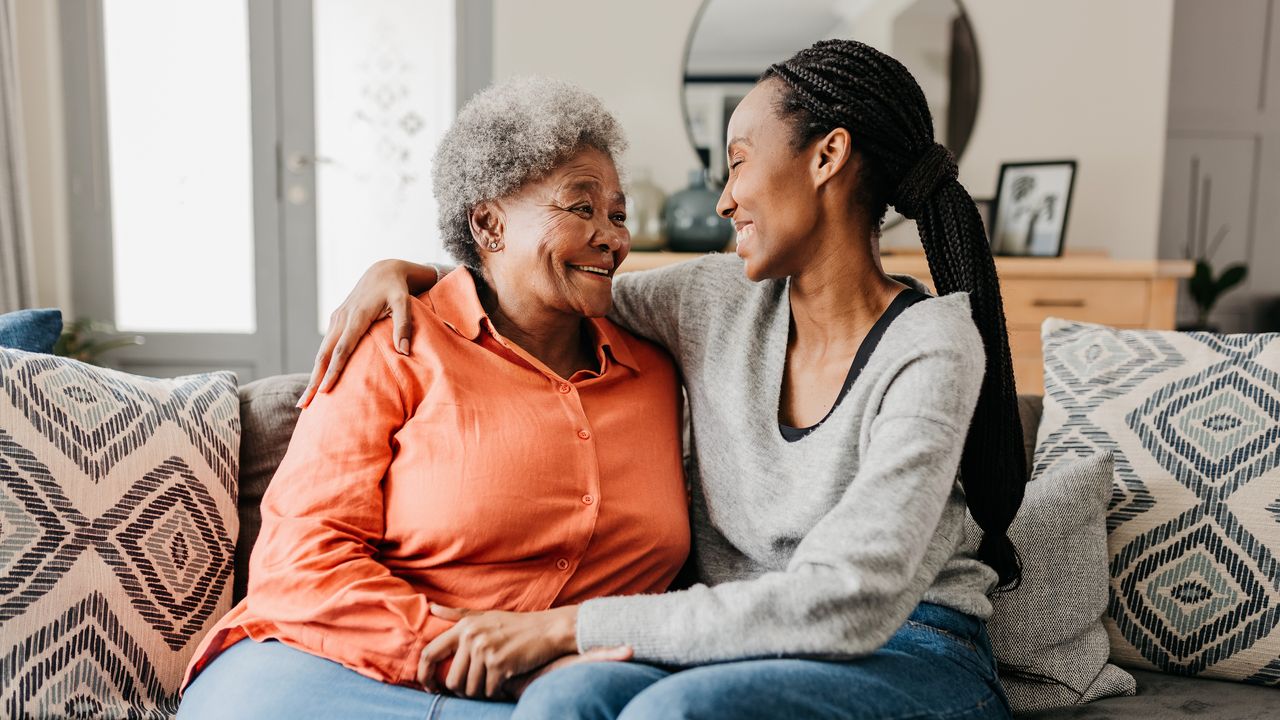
[609, 254, 740, 356]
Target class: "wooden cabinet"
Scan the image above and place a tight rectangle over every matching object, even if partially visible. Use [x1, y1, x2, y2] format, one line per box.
[619, 251, 1193, 394]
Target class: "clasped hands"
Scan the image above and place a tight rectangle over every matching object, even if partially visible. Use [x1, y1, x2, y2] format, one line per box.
[417, 603, 632, 701]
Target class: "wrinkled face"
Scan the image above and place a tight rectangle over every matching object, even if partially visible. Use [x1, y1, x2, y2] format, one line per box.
[717, 79, 823, 281]
[480, 147, 630, 318]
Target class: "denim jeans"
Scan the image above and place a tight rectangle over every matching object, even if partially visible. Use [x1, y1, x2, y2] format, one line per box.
[177, 639, 515, 720]
[513, 602, 1012, 720]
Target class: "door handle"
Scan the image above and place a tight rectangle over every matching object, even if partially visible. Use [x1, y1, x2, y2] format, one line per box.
[286, 153, 333, 173]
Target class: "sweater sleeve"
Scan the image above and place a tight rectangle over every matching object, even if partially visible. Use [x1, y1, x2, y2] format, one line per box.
[245, 328, 452, 685]
[575, 345, 985, 665]
[608, 256, 713, 356]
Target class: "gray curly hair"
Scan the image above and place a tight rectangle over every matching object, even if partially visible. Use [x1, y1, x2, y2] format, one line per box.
[432, 76, 629, 271]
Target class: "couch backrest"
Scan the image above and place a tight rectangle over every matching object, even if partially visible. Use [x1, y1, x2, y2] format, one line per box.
[234, 373, 308, 601]
[232, 373, 1047, 601]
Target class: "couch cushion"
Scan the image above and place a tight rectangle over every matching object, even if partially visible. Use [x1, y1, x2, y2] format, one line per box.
[966, 451, 1135, 713]
[1036, 320, 1280, 684]
[0, 308, 62, 353]
[0, 349, 239, 717]
[233, 373, 307, 603]
[1018, 669, 1280, 719]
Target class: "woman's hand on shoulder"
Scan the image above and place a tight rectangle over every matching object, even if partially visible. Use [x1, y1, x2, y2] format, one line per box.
[299, 259, 437, 408]
[418, 603, 625, 700]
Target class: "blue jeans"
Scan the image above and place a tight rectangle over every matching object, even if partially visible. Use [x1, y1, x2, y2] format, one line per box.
[177, 639, 514, 720]
[513, 603, 1012, 720]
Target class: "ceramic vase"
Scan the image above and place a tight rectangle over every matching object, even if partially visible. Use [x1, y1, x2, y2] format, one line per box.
[663, 169, 734, 252]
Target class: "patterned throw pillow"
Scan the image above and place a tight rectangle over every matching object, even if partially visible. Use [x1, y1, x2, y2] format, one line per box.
[0, 350, 239, 718]
[1035, 319, 1280, 684]
[965, 451, 1136, 713]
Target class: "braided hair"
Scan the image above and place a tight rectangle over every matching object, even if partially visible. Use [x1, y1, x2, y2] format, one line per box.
[762, 39, 1026, 590]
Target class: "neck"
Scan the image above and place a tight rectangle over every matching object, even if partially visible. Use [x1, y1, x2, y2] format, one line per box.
[479, 285, 590, 377]
[787, 223, 906, 356]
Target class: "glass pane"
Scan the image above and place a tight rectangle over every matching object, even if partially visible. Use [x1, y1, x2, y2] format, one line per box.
[103, 0, 256, 333]
[314, 0, 456, 333]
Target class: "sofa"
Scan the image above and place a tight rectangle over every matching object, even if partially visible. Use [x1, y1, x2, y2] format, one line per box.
[222, 373, 1280, 720]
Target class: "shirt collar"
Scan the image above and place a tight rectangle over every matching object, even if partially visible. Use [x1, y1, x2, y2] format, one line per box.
[430, 267, 641, 373]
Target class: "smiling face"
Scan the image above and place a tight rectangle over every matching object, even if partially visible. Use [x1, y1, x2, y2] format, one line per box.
[717, 79, 834, 281]
[474, 146, 630, 319]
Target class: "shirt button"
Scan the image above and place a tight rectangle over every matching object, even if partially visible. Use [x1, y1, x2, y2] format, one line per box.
[556, 558, 570, 571]
[582, 494, 595, 505]
[557, 383, 572, 394]
[577, 429, 591, 440]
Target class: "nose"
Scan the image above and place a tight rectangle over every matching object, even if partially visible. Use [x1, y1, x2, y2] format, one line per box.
[593, 215, 629, 255]
[716, 177, 736, 219]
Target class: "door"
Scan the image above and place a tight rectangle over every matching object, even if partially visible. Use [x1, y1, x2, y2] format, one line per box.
[61, 0, 486, 381]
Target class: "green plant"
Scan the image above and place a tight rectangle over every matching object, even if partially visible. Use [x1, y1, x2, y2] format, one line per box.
[53, 318, 143, 365]
[1184, 158, 1248, 329]
[1189, 259, 1248, 329]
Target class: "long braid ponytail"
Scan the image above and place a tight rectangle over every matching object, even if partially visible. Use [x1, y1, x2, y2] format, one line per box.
[764, 40, 1027, 589]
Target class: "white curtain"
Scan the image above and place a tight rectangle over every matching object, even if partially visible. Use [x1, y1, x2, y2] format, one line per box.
[0, 0, 35, 313]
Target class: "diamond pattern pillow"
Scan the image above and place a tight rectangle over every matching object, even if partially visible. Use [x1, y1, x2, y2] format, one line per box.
[1035, 319, 1280, 684]
[0, 350, 240, 718]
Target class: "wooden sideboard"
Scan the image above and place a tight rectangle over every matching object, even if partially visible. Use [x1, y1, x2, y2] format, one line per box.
[618, 251, 1194, 394]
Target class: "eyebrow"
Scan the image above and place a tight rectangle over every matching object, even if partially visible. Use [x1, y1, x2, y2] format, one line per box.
[562, 179, 626, 206]
[726, 136, 752, 151]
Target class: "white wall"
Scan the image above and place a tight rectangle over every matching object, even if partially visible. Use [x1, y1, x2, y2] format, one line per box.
[493, 0, 1176, 260]
[491, 0, 703, 194]
[13, 0, 71, 312]
[927, 0, 1175, 260]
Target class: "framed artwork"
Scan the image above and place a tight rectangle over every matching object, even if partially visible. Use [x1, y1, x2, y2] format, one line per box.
[991, 160, 1077, 257]
[973, 198, 993, 246]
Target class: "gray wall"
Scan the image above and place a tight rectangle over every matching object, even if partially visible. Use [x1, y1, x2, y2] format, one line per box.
[1159, 0, 1280, 331]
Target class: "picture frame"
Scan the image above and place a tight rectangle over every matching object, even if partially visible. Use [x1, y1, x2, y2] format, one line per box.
[972, 198, 993, 247]
[990, 160, 1077, 257]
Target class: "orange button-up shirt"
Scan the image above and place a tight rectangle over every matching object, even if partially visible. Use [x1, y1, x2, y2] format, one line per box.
[184, 268, 689, 688]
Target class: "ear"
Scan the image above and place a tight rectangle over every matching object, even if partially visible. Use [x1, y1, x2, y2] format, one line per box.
[468, 201, 505, 252]
[811, 127, 853, 188]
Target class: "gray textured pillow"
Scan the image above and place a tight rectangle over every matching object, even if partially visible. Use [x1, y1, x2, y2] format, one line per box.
[965, 451, 1136, 713]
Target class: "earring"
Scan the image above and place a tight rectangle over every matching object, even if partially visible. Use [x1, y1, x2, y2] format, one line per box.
[488, 241, 500, 251]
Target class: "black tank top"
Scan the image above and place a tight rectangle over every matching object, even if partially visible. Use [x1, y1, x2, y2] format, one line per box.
[779, 287, 931, 442]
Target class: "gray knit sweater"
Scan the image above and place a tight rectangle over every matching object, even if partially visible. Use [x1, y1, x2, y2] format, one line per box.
[576, 253, 998, 665]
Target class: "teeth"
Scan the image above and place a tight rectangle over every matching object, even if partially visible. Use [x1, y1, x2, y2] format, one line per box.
[570, 265, 610, 276]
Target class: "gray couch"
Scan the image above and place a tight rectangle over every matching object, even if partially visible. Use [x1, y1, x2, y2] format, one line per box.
[233, 375, 1280, 719]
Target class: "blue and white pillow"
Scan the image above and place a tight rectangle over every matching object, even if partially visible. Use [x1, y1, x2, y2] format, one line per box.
[1035, 319, 1280, 684]
[0, 308, 62, 353]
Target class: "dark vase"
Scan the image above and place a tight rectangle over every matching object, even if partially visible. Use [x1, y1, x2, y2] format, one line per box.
[663, 169, 734, 252]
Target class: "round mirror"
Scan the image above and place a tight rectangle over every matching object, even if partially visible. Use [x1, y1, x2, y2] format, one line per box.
[682, 0, 980, 187]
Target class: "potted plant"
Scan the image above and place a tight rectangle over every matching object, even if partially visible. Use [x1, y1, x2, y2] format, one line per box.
[1182, 159, 1248, 332]
[53, 318, 144, 365]
[1187, 256, 1247, 332]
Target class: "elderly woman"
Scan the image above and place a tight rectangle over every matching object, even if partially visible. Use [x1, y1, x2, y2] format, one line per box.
[176, 77, 690, 720]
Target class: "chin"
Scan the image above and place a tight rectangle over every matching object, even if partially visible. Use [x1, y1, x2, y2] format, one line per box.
[740, 255, 783, 283]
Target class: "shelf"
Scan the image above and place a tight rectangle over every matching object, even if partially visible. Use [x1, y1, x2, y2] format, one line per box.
[618, 250, 1194, 280]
